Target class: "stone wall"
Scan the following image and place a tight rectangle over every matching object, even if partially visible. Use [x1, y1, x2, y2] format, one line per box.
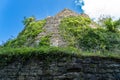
[35, 9, 80, 47]
[35, 16, 67, 47]
[0, 56, 120, 80]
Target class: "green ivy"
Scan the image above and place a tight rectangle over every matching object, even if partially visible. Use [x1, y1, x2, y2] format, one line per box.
[39, 35, 50, 46]
[59, 16, 120, 53]
[4, 17, 46, 47]
[59, 16, 91, 47]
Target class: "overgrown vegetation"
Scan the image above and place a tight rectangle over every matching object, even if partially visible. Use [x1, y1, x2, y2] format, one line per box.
[59, 16, 120, 53]
[4, 17, 46, 47]
[59, 16, 91, 47]
[98, 17, 120, 32]
[0, 46, 119, 66]
[0, 46, 78, 65]
[0, 15, 120, 63]
[39, 35, 50, 46]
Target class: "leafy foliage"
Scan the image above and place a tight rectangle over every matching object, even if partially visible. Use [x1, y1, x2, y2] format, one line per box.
[59, 16, 91, 47]
[78, 28, 106, 51]
[79, 28, 120, 52]
[98, 17, 120, 32]
[23, 16, 36, 26]
[1, 15, 120, 61]
[4, 17, 46, 47]
[39, 35, 50, 46]
[104, 18, 120, 32]
[59, 16, 120, 53]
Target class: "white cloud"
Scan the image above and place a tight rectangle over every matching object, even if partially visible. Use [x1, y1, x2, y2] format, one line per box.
[82, 0, 120, 20]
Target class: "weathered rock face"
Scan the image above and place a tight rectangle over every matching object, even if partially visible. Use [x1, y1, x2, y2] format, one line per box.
[0, 57, 120, 80]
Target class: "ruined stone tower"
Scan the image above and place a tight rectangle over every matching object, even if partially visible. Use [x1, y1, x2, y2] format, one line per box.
[35, 9, 80, 47]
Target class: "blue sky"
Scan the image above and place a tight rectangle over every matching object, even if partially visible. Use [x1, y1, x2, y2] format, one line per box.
[0, 0, 84, 45]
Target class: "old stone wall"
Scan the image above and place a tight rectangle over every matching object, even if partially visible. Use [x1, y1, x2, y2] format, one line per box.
[35, 9, 80, 47]
[0, 57, 120, 80]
